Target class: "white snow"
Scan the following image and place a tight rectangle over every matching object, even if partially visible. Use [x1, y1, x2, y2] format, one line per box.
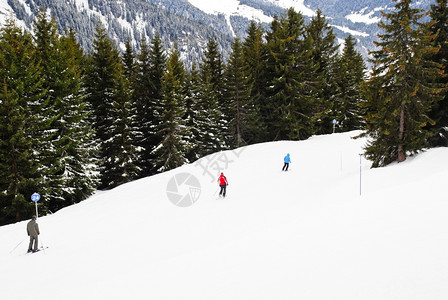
[1, 131, 448, 299]
[346, 7, 381, 25]
[0, 0, 28, 29]
[268, 0, 315, 17]
[187, 0, 315, 21]
[0, 0, 13, 26]
[332, 24, 370, 37]
[17, 0, 32, 16]
[186, 0, 273, 36]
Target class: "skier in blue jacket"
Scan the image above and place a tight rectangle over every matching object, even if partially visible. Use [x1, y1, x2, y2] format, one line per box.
[282, 153, 291, 171]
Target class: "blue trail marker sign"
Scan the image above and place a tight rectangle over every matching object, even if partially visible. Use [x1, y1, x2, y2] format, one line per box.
[31, 192, 40, 218]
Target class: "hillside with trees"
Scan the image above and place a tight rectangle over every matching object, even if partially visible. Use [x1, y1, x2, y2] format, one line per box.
[1, 0, 447, 225]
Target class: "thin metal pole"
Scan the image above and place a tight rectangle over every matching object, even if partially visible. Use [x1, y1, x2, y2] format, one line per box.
[9, 239, 25, 254]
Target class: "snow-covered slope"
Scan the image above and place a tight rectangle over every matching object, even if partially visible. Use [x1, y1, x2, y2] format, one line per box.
[1, 131, 448, 299]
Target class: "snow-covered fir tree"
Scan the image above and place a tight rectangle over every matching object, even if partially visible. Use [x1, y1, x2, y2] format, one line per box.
[154, 45, 190, 171]
[0, 20, 45, 224]
[133, 34, 167, 176]
[33, 11, 99, 210]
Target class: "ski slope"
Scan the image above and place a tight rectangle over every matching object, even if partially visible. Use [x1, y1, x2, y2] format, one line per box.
[1, 131, 448, 300]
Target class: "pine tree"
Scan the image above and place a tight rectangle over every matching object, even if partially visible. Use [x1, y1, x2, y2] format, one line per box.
[200, 37, 227, 151]
[334, 35, 366, 132]
[122, 38, 136, 80]
[362, 0, 445, 167]
[224, 37, 262, 148]
[242, 21, 268, 143]
[427, 0, 448, 146]
[0, 20, 45, 225]
[154, 45, 190, 171]
[33, 11, 98, 211]
[102, 62, 140, 187]
[183, 64, 202, 161]
[84, 22, 133, 189]
[265, 8, 316, 140]
[134, 34, 167, 176]
[133, 35, 153, 176]
[33, 11, 64, 209]
[201, 37, 225, 97]
[187, 65, 223, 158]
[307, 9, 340, 134]
[59, 29, 99, 205]
[261, 15, 281, 140]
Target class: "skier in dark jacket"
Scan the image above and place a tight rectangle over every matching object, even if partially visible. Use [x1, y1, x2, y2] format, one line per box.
[217, 172, 229, 198]
[282, 153, 291, 171]
[27, 216, 40, 253]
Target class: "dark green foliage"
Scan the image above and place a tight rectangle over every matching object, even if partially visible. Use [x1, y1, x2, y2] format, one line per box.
[264, 8, 317, 140]
[199, 37, 227, 152]
[201, 37, 225, 98]
[33, 11, 98, 211]
[224, 38, 263, 147]
[32, 11, 64, 210]
[427, 0, 448, 146]
[0, 20, 44, 224]
[183, 64, 222, 160]
[84, 22, 139, 189]
[154, 45, 190, 171]
[84, 24, 120, 147]
[362, 0, 445, 167]
[193, 76, 224, 158]
[307, 9, 340, 135]
[133, 34, 167, 176]
[334, 35, 366, 132]
[57, 29, 99, 206]
[183, 64, 202, 162]
[122, 38, 136, 81]
[0, 16, 99, 225]
[102, 62, 140, 187]
[242, 21, 269, 143]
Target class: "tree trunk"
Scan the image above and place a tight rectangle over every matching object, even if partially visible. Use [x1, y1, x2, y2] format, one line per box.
[397, 103, 406, 163]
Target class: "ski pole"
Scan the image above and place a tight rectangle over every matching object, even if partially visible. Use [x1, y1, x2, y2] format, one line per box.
[9, 239, 25, 254]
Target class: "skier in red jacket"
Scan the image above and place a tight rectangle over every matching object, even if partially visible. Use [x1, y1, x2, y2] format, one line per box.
[217, 172, 229, 198]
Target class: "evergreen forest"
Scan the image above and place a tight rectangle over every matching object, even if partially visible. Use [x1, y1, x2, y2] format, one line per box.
[1, 0, 447, 225]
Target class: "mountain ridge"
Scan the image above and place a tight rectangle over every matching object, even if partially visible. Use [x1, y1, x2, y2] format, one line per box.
[0, 0, 436, 64]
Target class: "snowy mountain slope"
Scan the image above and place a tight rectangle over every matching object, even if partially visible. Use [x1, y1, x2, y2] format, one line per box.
[0, 0, 236, 64]
[1, 131, 448, 299]
[187, 0, 315, 20]
[0, 0, 436, 65]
